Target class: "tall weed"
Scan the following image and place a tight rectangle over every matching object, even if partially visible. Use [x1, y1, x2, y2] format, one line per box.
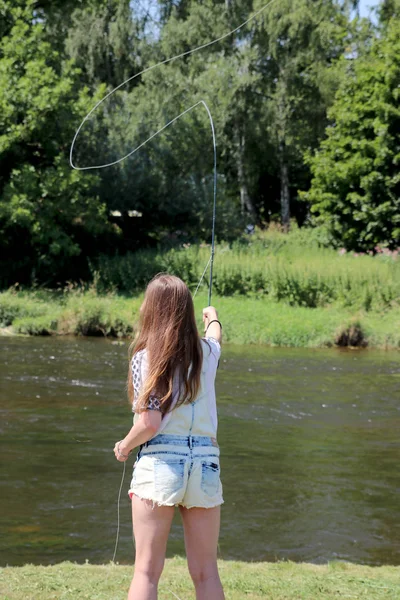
[89, 238, 400, 310]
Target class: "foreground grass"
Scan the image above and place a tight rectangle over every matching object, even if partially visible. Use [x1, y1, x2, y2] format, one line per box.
[1, 559, 400, 600]
[1, 289, 400, 348]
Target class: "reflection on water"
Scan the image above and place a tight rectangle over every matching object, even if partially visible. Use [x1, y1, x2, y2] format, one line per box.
[0, 337, 399, 566]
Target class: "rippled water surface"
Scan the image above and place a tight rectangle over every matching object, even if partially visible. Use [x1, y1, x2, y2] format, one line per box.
[1, 337, 399, 566]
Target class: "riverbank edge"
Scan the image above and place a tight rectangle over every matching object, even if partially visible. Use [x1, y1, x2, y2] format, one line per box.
[1, 558, 400, 600]
[1, 290, 399, 349]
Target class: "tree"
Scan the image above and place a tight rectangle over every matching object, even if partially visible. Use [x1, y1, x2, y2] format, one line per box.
[0, 1, 111, 286]
[65, 0, 142, 89]
[302, 16, 400, 250]
[253, 0, 352, 229]
[153, 0, 351, 228]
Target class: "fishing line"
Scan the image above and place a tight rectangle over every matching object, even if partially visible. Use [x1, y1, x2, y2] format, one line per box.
[70, 0, 279, 305]
[193, 254, 212, 299]
[70, 0, 277, 171]
[112, 461, 184, 600]
[112, 461, 126, 564]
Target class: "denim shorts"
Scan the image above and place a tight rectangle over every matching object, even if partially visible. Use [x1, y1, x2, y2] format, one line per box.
[128, 434, 224, 509]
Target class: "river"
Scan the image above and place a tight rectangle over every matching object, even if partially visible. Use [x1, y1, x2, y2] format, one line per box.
[1, 337, 399, 566]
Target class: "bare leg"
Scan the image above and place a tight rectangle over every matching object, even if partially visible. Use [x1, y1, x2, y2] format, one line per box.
[179, 505, 225, 600]
[128, 495, 175, 600]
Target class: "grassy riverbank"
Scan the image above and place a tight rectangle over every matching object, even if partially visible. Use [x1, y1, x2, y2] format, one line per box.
[0, 289, 399, 348]
[1, 228, 399, 348]
[1, 558, 400, 600]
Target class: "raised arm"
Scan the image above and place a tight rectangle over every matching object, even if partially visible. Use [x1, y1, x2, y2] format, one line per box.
[202, 305, 222, 344]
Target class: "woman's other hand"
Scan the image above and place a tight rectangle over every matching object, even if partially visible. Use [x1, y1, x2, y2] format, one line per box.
[114, 440, 131, 462]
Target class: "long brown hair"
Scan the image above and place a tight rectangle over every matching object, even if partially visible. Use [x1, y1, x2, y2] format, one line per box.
[127, 274, 203, 414]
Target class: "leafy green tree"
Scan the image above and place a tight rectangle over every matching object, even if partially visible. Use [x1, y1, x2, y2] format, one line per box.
[302, 16, 400, 250]
[152, 0, 351, 228]
[65, 0, 142, 89]
[378, 0, 400, 25]
[77, 0, 248, 243]
[0, 1, 111, 286]
[253, 0, 352, 228]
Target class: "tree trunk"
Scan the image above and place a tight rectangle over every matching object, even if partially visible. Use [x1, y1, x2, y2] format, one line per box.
[236, 124, 256, 222]
[279, 141, 290, 232]
[277, 70, 290, 232]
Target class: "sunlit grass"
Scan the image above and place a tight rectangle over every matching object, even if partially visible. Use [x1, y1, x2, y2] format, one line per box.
[1, 558, 399, 600]
[91, 227, 400, 311]
[1, 289, 400, 348]
[1, 227, 399, 347]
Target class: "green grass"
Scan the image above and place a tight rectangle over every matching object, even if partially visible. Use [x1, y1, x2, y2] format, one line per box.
[194, 294, 400, 348]
[1, 227, 399, 348]
[1, 559, 399, 600]
[90, 226, 400, 311]
[1, 289, 399, 348]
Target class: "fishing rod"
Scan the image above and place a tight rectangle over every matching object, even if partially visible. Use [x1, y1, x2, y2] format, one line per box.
[69, 0, 279, 571]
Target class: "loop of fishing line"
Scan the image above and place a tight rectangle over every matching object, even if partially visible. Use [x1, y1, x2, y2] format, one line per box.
[69, 0, 276, 172]
[70, 0, 278, 305]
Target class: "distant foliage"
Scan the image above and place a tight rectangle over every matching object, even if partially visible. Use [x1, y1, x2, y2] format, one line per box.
[0, 1, 398, 287]
[303, 17, 400, 251]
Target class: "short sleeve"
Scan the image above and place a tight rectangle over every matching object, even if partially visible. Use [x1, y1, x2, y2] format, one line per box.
[131, 350, 162, 413]
[131, 352, 143, 403]
[204, 336, 221, 360]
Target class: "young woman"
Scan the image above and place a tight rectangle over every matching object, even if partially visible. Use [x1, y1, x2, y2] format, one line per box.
[113, 274, 225, 600]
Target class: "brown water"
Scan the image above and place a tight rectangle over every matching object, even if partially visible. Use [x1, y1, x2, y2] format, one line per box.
[0, 337, 399, 567]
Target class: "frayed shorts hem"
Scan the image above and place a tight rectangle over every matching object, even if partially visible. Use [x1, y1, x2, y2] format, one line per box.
[181, 500, 224, 510]
[129, 489, 224, 510]
[129, 490, 176, 507]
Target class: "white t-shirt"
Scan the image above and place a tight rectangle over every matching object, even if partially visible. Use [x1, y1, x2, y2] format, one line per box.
[131, 337, 221, 434]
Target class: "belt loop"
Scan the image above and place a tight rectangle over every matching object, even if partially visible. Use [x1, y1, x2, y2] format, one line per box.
[189, 435, 193, 450]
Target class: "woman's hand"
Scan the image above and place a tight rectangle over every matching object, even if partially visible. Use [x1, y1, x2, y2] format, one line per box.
[202, 306, 222, 343]
[202, 306, 218, 331]
[113, 440, 131, 462]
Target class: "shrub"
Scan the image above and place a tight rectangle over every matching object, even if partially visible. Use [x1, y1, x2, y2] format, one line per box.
[13, 313, 60, 335]
[0, 291, 51, 326]
[87, 230, 400, 311]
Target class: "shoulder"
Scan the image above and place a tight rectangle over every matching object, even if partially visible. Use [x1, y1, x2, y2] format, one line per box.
[131, 349, 147, 388]
[131, 348, 147, 369]
[201, 337, 221, 360]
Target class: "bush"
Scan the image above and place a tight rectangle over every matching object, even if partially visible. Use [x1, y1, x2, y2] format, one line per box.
[58, 293, 138, 337]
[90, 246, 203, 295]
[12, 313, 60, 335]
[87, 229, 400, 311]
[0, 291, 51, 326]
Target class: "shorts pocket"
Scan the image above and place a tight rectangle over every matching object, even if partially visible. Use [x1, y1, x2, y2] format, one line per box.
[131, 456, 154, 488]
[201, 461, 220, 497]
[154, 459, 185, 496]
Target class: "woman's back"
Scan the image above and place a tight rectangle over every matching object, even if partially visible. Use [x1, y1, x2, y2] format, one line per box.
[162, 337, 220, 438]
[132, 337, 221, 439]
